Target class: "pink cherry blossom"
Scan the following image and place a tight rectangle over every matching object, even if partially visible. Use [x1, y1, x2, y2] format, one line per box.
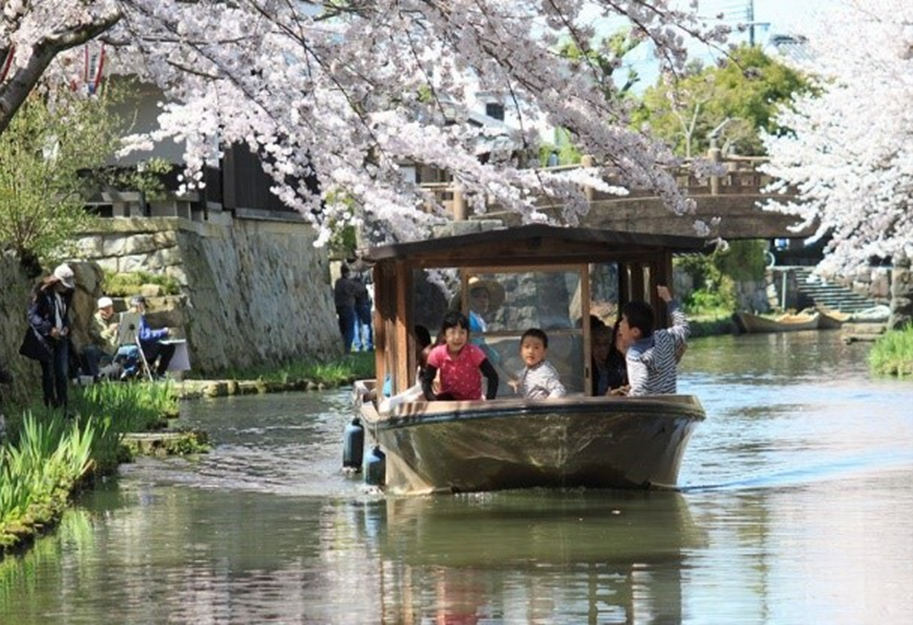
[2, 1, 731, 245]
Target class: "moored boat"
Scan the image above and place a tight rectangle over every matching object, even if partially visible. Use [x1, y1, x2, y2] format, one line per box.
[815, 307, 851, 330]
[352, 224, 708, 495]
[733, 311, 820, 334]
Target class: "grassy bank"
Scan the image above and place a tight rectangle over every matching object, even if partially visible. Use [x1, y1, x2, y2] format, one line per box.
[870, 326, 913, 377]
[1, 352, 375, 556]
[183, 352, 376, 387]
[175, 352, 376, 399]
[0, 382, 179, 557]
[687, 314, 738, 338]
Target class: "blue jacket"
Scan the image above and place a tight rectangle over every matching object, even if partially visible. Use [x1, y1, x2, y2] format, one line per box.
[137, 314, 168, 350]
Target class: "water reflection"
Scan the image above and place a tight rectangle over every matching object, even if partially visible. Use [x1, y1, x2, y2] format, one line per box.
[2, 331, 913, 624]
[359, 491, 704, 623]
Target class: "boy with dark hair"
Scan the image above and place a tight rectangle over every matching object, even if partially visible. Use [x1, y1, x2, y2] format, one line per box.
[618, 285, 689, 396]
[517, 328, 566, 399]
[421, 311, 498, 401]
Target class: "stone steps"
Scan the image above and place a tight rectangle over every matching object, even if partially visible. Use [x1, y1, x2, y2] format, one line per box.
[791, 266, 881, 313]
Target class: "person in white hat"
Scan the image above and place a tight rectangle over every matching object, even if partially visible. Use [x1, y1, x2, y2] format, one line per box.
[21, 264, 75, 409]
[81, 296, 120, 380]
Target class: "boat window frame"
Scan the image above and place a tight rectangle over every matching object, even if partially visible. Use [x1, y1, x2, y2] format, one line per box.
[454, 263, 594, 396]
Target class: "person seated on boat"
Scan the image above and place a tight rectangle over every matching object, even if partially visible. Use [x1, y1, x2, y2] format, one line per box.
[616, 285, 689, 396]
[451, 276, 512, 385]
[421, 311, 499, 401]
[515, 328, 566, 399]
[592, 322, 628, 396]
[380, 324, 434, 399]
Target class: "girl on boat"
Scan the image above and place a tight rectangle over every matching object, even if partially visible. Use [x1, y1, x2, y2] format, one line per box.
[421, 311, 499, 401]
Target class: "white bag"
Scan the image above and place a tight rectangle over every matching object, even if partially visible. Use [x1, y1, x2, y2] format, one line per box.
[378, 382, 424, 415]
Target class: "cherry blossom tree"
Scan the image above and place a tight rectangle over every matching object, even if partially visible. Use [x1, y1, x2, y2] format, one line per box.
[761, 0, 913, 275]
[2, 1, 730, 245]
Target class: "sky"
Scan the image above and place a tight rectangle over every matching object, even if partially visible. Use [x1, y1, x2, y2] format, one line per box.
[747, 0, 836, 36]
[617, 0, 839, 89]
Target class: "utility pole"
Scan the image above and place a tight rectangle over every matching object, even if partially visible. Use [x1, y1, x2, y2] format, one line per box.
[747, 0, 755, 46]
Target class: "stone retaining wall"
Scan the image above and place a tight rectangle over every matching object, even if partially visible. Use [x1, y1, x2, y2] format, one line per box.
[1, 215, 341, 406]
[0, 255, 39, 407]
[71, 215, 342, 373]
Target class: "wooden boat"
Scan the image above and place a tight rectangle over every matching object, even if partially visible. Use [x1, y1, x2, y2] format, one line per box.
[352, 224, 708, 495]
[733, 311, 820, 334]
[355, 383, 704, 493]
[816, 307, 852, 330]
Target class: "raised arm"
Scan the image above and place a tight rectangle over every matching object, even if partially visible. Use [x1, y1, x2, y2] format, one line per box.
[658, 285, 689, 347]
[420, 364, 439, 401]
[479, 358, 499, 400]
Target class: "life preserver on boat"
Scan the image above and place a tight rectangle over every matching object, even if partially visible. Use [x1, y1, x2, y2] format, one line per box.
[342, 417, 364, 470]
[364, 445, 386, 486]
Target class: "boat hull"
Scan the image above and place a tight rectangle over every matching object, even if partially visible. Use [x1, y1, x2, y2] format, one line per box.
[355, 386, 705, 495]
[816, 309, 848, 330]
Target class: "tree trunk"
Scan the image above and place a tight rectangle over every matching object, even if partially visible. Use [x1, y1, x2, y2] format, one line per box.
[888, 254, 913, 330]
[0, 12, 121, 135]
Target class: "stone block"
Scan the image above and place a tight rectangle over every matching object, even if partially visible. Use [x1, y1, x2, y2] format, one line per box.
[74, 237, 103, 258]
[119, 254, 149, 273]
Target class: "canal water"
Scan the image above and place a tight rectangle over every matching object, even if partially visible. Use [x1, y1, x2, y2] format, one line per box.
[2, 331, 912, 624]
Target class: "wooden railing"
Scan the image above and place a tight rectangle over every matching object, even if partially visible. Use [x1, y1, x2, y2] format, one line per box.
[421, 154, 778, 219]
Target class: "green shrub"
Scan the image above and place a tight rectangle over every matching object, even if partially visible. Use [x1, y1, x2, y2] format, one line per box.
[870, 326, 913, 377]
[676, 240, 769, 316]
[1, 381, 180, 553]
[103, 270, 181, 296]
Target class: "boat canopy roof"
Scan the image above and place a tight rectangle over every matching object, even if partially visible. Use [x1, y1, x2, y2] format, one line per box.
[361, 224, 707, 268]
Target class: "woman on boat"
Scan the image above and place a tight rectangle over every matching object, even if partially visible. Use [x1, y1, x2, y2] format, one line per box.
[421, 311, 499, 401]
[591, 322, 628, 396]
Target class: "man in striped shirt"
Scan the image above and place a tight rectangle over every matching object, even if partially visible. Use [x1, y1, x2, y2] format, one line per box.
[618, 285, 689, 396]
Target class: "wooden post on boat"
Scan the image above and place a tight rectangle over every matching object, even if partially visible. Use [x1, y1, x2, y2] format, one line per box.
[393, 261, 413, 395]
[373, 263, 391, 393]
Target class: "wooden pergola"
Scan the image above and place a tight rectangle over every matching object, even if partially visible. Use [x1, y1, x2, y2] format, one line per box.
[362, 225, 707, 396]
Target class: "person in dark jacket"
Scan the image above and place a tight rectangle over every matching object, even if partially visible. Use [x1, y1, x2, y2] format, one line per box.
[24, 264, 75, 409]
[353, 272, 373, 351]
[334, 264, 359, 352]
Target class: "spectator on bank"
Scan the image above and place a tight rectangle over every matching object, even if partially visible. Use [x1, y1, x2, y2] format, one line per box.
[334, 264, 360, 352]
[21, 264, 75, 409]
[353, 272, 374, 351]
[82, 296, 120, 380]
[130, 295, 175, 377]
